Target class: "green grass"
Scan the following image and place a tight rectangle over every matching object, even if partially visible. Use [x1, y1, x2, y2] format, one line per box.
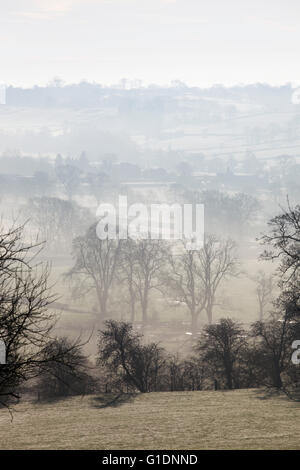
[0, 389, 299, 450]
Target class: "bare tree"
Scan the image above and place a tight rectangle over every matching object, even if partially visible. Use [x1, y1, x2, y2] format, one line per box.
[256, 201, 300, 395]
[68, 224, 122, 320]
[193, 190, 259, 238]
[196, 318, 248, 390]
[23, 197, 92, 252]
[119, 239, 139, 323]
[0, 223, 87, 408]
[55, 163, 81, 200]
[166, 236, 237, 333]
[37, 336, 96, 400]
[125, 239, 168, 327]
[166, 354, 206, 391]
[97, 320, 166, 393]
[260, 200, 299, 322]
[251, 316, 297, 390]
[167, 246, 207, 335]
[260, 201, 300, 285]
[199, 235, 237, 324]
[252, 270, 273, 321]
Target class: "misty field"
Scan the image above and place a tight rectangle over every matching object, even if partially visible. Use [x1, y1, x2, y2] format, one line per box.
[0, 389, 299, 450]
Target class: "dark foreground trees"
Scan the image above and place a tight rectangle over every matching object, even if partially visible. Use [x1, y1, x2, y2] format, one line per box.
[97, 319, 256, 393]
[37, 337, 96, 401]
[261, 201, 300, 285]
[0, 224, 88, 408]
[97, 320, 166, 393]
[196, 318, 250, 390]
[250, 317, 298, 390]
[96, 316, 299, 396]
[97, 320, 210, 393]
[258, 201, 300, 396]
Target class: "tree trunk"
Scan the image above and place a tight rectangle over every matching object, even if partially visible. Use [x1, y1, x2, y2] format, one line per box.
[206, 302, 213, 324]
[191, 311, 198, 335]
[130, 303, 135, 323]
[224, 357, 233, 390]
[226, 371, 233, 390]
[259, 304, 263, 322]
[129, 286, 135, 323]
[96, 287, 107, 319]
[142, 292, 148, 327]
[273, 363, 283, 389]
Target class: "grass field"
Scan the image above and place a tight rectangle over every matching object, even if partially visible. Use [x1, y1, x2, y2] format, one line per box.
[0, 389, 299, 450]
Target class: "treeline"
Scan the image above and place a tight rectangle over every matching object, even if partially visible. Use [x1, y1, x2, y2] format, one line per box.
[68, 229, 238, 331]
[33, 312, 300, 401]
[1, 152, 299, 204]
[0, 202, 299, 408]
[4, 82, 295, 109]
[34, 201, 300, 400]
[95, 316, 300, 395]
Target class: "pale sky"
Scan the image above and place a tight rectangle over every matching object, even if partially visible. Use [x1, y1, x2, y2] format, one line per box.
[0, 0, 300, 88]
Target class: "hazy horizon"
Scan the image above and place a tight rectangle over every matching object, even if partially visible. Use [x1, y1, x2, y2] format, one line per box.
[1, 0, 300, 88]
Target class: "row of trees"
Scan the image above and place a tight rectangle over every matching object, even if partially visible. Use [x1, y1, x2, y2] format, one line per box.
[21, 195, 272, 326]
[19, 311, 299, 401]
[96, 314, 299, 397]
[91, 202, 300, 398]
[19, 188, 260, 245]
[23, 196, 93, 252]
[68, 228, 238, 332]
[0, 202, 299, 407]
[10, 305, 298, 402]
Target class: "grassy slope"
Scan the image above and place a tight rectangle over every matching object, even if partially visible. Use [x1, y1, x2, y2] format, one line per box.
[0, 389, 299, 450]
